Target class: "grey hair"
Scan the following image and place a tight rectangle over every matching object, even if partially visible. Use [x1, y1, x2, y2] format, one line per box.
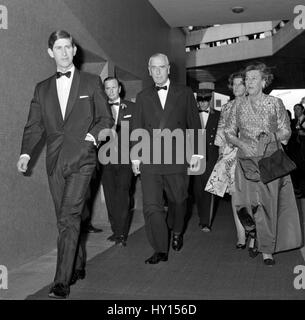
[148, 53, 170, 67]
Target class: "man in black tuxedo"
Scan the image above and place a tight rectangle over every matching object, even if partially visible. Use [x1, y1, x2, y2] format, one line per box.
[193, 95, 220, 232]
[100, 77, 135, 246]
[131, 53, 203, 264]
[17, 30, 113, 298]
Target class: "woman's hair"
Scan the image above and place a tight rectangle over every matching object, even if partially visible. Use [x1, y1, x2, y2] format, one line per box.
[244, 62, 274, 88]
[228, 71, 244, 90]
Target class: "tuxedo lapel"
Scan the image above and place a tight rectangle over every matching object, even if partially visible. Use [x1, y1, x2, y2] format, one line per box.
[64, 69, 80, 122]
[148, 88, 163, 124]
[46, 75, 64, 126]
[117, 101, 124, 125]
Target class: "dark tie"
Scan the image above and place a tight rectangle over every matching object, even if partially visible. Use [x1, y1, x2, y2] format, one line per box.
[156, 85, 167, 91]
[109, 102, 120, 106]
[56, 71, 71, 79]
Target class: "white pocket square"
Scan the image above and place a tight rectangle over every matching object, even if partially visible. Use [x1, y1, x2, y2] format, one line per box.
[79, 95, 89, 99]
[123, 115, 132, 118]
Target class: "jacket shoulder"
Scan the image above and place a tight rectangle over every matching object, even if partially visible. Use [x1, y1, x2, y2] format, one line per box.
[35, 74, 55, 89]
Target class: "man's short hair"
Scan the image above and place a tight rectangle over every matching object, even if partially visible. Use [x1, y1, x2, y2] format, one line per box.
[148, 53, 169, 67]
[197, 95, 211, 103]
[48, 30, 75, 49]
[103, 76, 120, 87]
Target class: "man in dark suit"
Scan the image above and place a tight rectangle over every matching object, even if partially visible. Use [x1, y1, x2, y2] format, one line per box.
[193, 95, 220, 232]
[99, 76, 135, 246]
[131, 53, 203, 264]
[17, 30, 113, 298]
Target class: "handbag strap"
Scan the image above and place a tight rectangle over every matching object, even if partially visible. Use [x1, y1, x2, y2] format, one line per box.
[261, 133, 279, 158]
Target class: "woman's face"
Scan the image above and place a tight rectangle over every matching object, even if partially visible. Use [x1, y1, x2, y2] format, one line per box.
[245, 70, 266, 96]
[232, 77, 246, 98]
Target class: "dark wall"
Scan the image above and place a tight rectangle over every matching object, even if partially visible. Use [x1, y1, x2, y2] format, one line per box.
[0, 0, 185, 269]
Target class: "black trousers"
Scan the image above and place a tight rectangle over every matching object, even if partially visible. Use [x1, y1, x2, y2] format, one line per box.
[101, 164, 133, 237]
[193, 173, 214, 226]
[48, 158, 96, 286]
[141, 172, 189, 253]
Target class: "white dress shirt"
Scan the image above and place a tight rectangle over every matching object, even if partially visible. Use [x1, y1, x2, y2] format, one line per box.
[199, 109, 210, 129]
[56, 65, 75, 119]
[157, 79, 170, 109]
[109, 98, 120, 126]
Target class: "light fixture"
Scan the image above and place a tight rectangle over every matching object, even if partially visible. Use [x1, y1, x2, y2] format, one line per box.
[231, 6, 245, 14]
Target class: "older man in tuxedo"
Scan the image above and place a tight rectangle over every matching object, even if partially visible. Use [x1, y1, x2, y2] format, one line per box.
[131, 53, 203, 264]
[17, 30, 113, 298]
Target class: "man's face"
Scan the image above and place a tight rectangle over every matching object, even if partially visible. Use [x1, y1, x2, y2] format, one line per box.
[104, 79, 121, 101]
[48, 38, 76, 71]
[148, 55, 170, 86]
[294, 105, 303, 118]
[198, 100, 210, 111]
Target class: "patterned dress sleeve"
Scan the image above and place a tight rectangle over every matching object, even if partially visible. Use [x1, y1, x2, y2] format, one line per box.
[274, 97, 291, 145]
[214, 101, 230, 148]
[224, 99, 239, 147]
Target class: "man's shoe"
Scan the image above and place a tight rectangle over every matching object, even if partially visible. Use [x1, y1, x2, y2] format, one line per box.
[70, 269, 86, 286]
[145, 252, 168, 264]
[115, 235, 127, 247]
[107, 234, 116, 241]
[48, 283, 70, 299]
[172, 234, 183, 251]
[263, 258, 275, 266]
[199, 224, 211, 232]
[236, 243, 246, 249]
[83, 224, 103, 233]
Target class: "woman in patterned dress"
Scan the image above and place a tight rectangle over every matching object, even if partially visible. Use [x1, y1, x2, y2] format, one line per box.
[224, 62, 302, 266]
[205, 71, 247, 248]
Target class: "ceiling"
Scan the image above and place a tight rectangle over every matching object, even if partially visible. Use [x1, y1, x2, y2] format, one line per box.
[148, 0, 305, 94]
[148, 0, 303, 27]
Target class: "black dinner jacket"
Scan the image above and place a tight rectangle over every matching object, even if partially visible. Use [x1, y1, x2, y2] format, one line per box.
[132, 83, 202, 174]
[20, 69, 113, 175]
[101, 99, 136, 165]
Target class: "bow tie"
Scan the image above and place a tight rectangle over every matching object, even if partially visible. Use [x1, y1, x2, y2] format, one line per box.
[56, 71, 71, 79]
[199, 110, 209, 113]
[109, 102, 120, 106]
[156, 85, 167, 91]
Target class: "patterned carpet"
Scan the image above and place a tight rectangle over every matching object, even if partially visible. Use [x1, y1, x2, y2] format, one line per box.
[27, 197, 305, 300]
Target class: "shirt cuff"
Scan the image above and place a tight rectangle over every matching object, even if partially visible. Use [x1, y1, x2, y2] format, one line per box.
[85, 133, 97, 146]
[192, 154, 204, 159]
[20, 154, 31, 160]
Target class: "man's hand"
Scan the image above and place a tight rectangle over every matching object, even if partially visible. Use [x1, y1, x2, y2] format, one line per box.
[131, 160, 141, 176]
[17, 156, 30, 173]
[189, 155, 203, 173]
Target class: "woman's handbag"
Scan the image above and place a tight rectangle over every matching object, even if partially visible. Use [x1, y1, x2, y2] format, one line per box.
[258, 134, 296, 184]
